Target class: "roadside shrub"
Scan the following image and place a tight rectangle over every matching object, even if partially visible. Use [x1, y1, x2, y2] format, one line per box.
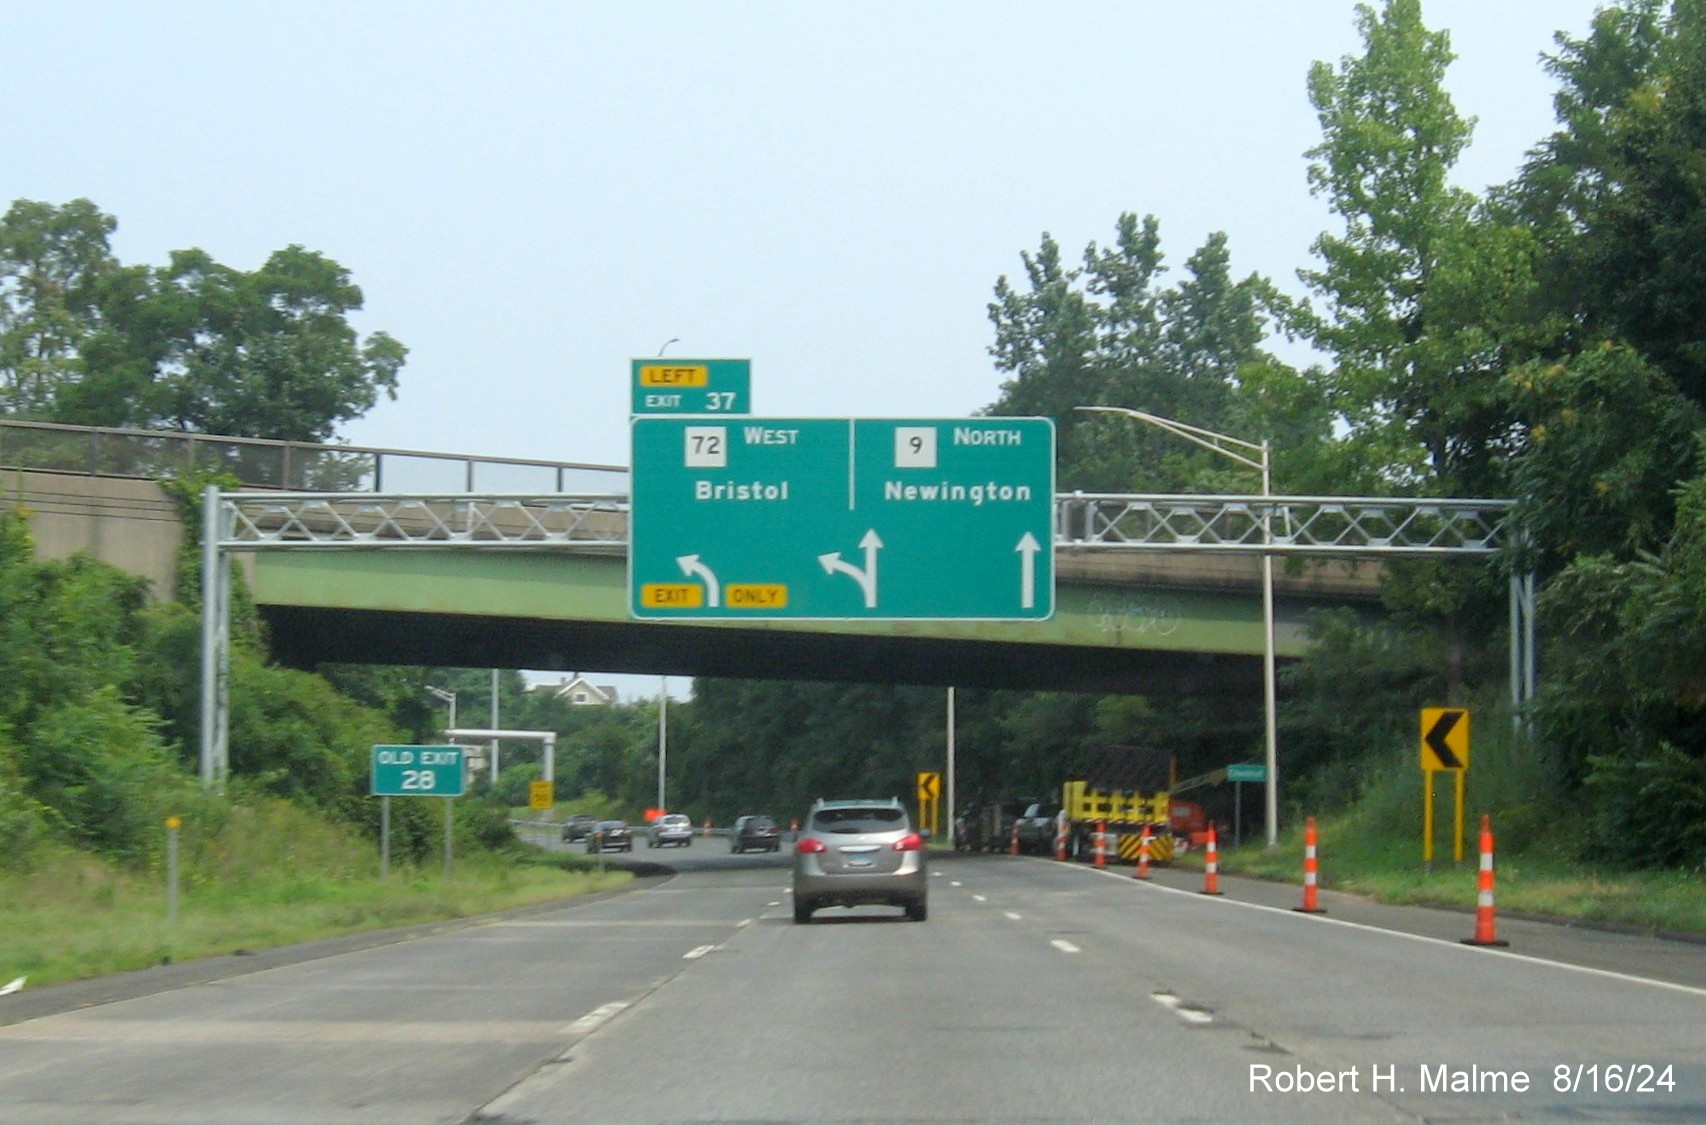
[456, 797, 519, 853]
[23, 686, 191, 864]
[1583, 740, 1706, 869]
[0, 730, 53, 870]
[489, 761, 542, 809]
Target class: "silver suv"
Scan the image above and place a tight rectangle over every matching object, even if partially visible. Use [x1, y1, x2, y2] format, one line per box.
[647, 813, 694, 848]
[792, 798, 927, 923]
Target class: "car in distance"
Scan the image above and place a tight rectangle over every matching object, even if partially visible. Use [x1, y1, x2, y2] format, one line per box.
[585, 819, 633, 853]
[792, 798, 927, 923]
[560, 813, 599, 843]
[730, 814, 781, 853]
[647, 812, 694, 848]
[1014, 801, 1061, 855]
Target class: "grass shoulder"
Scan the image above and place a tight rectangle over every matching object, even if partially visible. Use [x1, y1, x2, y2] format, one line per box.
[1201, 820, 1705, 936]
[0, 839, 630, 992]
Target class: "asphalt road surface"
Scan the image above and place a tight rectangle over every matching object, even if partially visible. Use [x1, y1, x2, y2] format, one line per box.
[1, 848, 1701, 1123]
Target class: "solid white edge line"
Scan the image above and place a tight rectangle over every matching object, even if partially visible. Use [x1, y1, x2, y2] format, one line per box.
[1100, 869, 1706, 998]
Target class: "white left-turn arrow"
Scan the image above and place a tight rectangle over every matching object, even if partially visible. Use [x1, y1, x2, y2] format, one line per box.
[1016, 531, 1042, 610]
[676, 554, 721, 607]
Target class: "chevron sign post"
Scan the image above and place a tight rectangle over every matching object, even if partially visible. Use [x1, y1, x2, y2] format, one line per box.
[1420, 708, 1470, 867]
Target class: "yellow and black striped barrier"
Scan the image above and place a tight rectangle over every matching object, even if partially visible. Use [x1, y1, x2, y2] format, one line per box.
[1114, 826, 1175, 864]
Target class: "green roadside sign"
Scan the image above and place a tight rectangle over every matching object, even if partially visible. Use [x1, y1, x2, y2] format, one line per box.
[629, 416, 1054, 620]
[630, 358, 751, 415]
[371, 745, 466, 797]
[1226, 763, 1267, 783]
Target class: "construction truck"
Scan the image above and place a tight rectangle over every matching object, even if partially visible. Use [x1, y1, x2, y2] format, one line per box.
[1060, 746, 1175, 865]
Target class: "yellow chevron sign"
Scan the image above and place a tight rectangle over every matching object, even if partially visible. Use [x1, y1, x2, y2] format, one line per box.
[1420, 708, 1470, 771]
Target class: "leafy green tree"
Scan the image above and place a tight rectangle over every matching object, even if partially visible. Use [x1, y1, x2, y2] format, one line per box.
[1505, 345, 1704, 565]
[1496, 0, 1706, 562]
[1512, 0, 1706, 408]
[989, 215, 1304, 493]
[0, 198, 406, 442]
[140, 245, 405, 441]
[0, 199, 120, 416]
[1299, 0, 1530, 494]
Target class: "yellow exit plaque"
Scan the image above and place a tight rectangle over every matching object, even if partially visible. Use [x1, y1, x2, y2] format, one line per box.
[728, 584, 788, 609]
[640, 583, 705, 608]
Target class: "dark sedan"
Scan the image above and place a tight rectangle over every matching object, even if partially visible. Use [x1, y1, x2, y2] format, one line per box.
[585, 820, 633, 853]
[730, 814, 781, 853]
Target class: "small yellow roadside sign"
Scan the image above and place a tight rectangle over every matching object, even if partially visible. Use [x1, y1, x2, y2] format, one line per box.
[1420, 707, 1470, 771]
[529, 780, 554, 812]
[1419, 707, 1470, 865]
[916, 771, 942, 837]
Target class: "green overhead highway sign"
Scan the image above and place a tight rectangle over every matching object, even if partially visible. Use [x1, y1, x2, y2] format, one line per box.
[371, 745, 466, 797]
[631, 358, 751, 415]
[630, 416, 1055, 620]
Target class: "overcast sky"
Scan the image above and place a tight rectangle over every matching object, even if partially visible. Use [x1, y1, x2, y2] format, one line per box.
[11, 1, 1608, 698]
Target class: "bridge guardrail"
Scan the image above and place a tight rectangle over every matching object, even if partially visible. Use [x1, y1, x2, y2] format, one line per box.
[0, 418, 627, 494]
[4, 421, 1518, 559]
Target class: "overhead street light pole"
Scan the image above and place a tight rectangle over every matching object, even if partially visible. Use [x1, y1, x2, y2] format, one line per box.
[1075, 405, 1280, 850]
[424, 685, 457, 734]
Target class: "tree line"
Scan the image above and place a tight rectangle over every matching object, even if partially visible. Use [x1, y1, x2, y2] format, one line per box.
[3, 0, 1703, 870]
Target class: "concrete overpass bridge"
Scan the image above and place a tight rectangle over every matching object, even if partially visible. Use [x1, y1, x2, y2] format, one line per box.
[2, 418, 1521, 700]
[0, 419, 1524, 781]
[224, 489, 1489, 698]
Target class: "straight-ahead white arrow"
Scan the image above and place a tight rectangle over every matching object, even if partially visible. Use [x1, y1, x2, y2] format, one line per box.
[818, 529, 883, 608]
[676, 554, 721, 607]
[1016, 531, 1042, 610]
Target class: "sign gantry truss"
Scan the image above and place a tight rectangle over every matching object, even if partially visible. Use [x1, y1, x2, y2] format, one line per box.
[1061, 493, 1515, 557]
[221, 493, 631, 551]
[216, 491, 1517, 558]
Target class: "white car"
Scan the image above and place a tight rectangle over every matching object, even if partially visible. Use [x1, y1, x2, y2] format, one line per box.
[647, 813, 695, 848]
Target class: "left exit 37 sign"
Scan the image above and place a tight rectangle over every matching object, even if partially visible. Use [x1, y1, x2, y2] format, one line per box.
[629, 416, 1055, 620]
[631, 358, 751, 414]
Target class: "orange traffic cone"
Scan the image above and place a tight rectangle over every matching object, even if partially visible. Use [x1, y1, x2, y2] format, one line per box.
[1134, 822, 1152, 880]
[1462, 815, 1509, 947]
[1009, 820, 1020, 856]
[1054, 816, 1067, 862]
[1200, 822, 1223, 895]
[1093, 819, 1107, 869]
[1294, 816, 1325, 913]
